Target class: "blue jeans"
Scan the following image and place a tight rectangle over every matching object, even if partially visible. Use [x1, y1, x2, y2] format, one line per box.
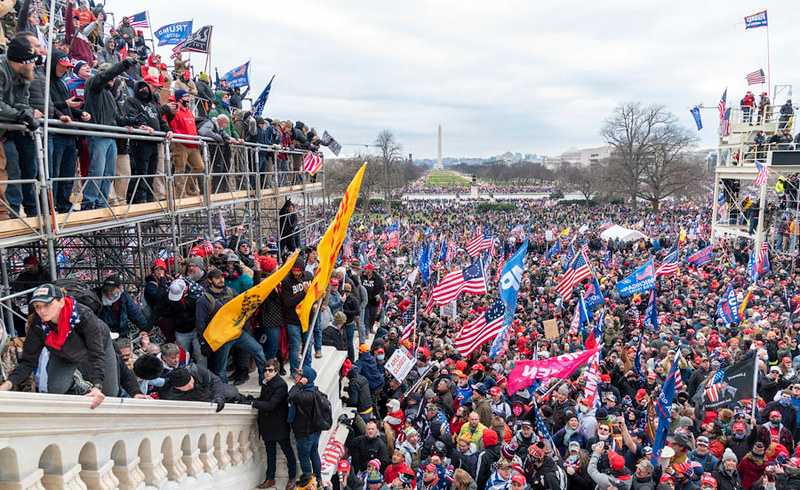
[262, 327, 280, 361]
[265, 437, 296, 481]
[295, 432, 321, 480]
[4, 131, 38, 216]
[345, 322, 355, 361]
[83, 137, 116, 209]
[175, 331, 203, 365]
[287, 323, 302, 373]
[313, 315, 322, 353]
[48, 135, 77, 212]
[211, 330, 266, 383]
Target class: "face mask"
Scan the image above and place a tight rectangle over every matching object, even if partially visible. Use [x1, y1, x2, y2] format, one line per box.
[102, 291, 122, 305]
[137, 89, 150, 99]
[180, 99, 189, 107]
[377, 355, 385, 362]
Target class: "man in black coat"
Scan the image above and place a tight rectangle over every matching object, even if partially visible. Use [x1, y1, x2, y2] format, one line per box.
[253, 359, 296, 489]
[346, 364, 374, 421]
[288, 366, 323, 485]
[360, 263, 384, 333]
[122, 79, 171, 203]
[347, 419, 390, 473]
[160, 364, 241, 411]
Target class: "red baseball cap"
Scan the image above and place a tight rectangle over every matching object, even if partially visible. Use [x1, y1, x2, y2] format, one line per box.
[338, 459, 350, 472]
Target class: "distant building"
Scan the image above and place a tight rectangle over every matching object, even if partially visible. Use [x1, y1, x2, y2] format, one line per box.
[560, 145, 612, 168]
[541, 156, 563, 171]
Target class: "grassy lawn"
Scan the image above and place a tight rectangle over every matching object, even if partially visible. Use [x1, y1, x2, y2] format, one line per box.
[424, 170, 471, 187]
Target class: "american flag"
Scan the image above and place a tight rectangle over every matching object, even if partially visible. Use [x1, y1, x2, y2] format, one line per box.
[126, 11, 149, 29]
[556, 249, 592, 298]
[401, 299, 417, 341]
[532, 401, 559, 462]
[494, 255, 506, 283]
[718, 88, 727, 120]
[746, 69, 766, 85]
[756, 240, 770, 274]
[302, 151, 323, 175]
[429, 261, 487, 307]
[671, 363, 685, 393]
[720, 108, 732, 137]
[656, 247, 679, 277]
[704, 368, 726, 403]
[454, 299, 504, 357]
[466, 229, 492, 257]
[754, 160, 768, 186]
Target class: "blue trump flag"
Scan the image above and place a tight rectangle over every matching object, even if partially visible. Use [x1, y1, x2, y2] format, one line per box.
[154, 20, 193, 46]
[744, 10, 768, 29]
[489, 240, 528, 359]
[716, 284, 740, 325]
[690, 106, 703, 131]
[583, 275, 604, 311]
[615, 258, 656, 298]
[221, 61, 250, 89]
[643, 289, 658, 331]
[652, 351, 681, 465]
[419, 243, 431, 285]
[439, 239, 447, 262]
[545, 240, 560, 261]
[687, 246, 714, 267]
[252, 75, 275, 117]
[747, 249, 759, 282]
[562, 245, 575, 272]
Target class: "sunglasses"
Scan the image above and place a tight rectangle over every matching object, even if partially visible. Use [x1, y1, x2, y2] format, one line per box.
[265, 368, 276, 373]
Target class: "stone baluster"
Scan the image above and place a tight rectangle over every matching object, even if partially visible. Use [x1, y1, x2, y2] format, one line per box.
[138, 456, 168, 488]
[227, 435, 243, 467]
[162, 443, 188, 482]
[213, 438, 231, 471]
[0, 469, 47, 490]
[198, 446, 218, 474]
[181, 447, 205, 479]
[111, 457, 146, 490]
[238, 431, 253, 463]
[79, 460, 119, 490]
[40, 464, 86, 490]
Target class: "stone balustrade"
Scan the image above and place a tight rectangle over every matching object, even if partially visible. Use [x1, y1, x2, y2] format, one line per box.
[0, 392, 265, 490]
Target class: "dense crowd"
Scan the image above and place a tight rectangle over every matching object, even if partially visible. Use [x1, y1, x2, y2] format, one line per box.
[3, 196, 800, 490]
[0, 0, 326, 219]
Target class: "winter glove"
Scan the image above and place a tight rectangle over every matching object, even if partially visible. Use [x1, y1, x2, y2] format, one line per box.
[215, 400, 225, 413]
[15, 109, 38, 131]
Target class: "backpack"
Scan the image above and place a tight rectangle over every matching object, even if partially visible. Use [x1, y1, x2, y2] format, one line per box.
[53, 278, 101, 313]
[310, 388, 333, 432]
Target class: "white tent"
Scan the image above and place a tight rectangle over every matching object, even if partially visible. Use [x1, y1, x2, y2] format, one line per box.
[600, 224, 648, 243]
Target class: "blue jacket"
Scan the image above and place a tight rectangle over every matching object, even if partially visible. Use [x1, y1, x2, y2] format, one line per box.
[225, 272, 253, 295]
[97, 291, 149, 337]
[356, 352, 384, 391]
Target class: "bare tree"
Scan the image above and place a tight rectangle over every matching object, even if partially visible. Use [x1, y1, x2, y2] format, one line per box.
[601, 103, 672, 207]
[562, 164, 597, 201]
[374, 130, 402, 202]
[602, 103, 700, 210]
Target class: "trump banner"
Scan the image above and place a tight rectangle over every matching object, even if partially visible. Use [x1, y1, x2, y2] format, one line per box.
[221, 61, 250, 89]
[297, 164, 367, 332]
[154, 20, 193, 46]
[615, 258, 655, 298]
[744, 10, 768, 29]
[506, 347, 600, 394]
[204, 250, 299, 351]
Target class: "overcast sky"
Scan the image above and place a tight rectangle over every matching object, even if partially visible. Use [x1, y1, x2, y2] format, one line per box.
[115, 1, 796, 159]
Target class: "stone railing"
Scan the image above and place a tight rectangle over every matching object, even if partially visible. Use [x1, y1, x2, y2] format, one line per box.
[0, 392, 265, 490]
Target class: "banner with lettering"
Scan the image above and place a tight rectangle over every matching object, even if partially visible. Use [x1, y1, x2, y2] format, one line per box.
[506, 347, 600, 394]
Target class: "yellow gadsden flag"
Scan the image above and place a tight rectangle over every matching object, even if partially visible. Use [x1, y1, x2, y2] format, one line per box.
[204, 250, 299, 351]
[297, 164, 367, 332]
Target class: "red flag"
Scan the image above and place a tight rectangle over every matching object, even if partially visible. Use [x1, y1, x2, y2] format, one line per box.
[507, 347, 600, 394]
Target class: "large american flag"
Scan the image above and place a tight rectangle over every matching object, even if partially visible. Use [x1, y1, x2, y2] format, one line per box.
[720, 108, 732, 137]
[466, 229, 492, 257]
[556, 249, 592, 298]
[746, 69, 766, 85]
[302, 151, 323, 175]
[756, 240, 770, 274]
[656, 248, 679, 277]
[127, 11, 149, 29]
[454, 299, 504, 357]
[429, 261, 487, 306]
[754, 160, 768, 186]
[718, 88, 727, 120]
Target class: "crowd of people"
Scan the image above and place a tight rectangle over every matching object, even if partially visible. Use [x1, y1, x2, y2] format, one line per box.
[3, 196, 800, 490]
[0, 0, 327, 219]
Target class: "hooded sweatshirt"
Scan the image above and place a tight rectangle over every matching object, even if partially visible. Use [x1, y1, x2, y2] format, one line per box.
[288, 366, 319, 438]
[123, 80, 169, 133]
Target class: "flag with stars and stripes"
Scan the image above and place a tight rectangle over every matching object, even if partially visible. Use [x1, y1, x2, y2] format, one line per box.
[454, 299, 505, 357]
[556, 249, 592, 298]
[429, 261, 487, 307]
[754, 160, 768, 186]
[466, 228, 493, 257]
[656, 247, 679, 277]
[401, 299, 417, 342]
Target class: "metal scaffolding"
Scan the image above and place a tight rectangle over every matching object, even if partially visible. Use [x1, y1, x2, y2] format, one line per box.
[0, 121, 328, 343]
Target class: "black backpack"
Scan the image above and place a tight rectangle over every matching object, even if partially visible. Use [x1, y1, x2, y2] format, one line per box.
[53, 278, 101, 313]
[311, 388, 333, 432]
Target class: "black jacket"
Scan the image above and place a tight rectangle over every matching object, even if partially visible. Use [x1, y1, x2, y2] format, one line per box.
[361, 273, 385, 305]
[287, 383, 318, 438]
[346, 365, 373, 414]
[476, 444, 501, 490]
[49, 64, 81, 120]
[84, 59, 135, 127]
[713, 467, 742, 490]
[281, 272, 309, 326]
[160, 297, 197, 334]
[9, 303, 110, 388]
[348, 434, 390, 473]
[322, 325, 348, 351]
[160, 364, 230, 403]
[253, 375, 291, 442]
[342, 294, 359, 324]
[123, 81, 169, 133]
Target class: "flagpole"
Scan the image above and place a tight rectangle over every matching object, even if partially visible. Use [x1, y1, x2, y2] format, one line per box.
[766, 22, 772, 96]
[751, 352, 759, 424]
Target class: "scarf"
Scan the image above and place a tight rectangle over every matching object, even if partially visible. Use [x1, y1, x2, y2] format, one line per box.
[44, 296, 79, 351]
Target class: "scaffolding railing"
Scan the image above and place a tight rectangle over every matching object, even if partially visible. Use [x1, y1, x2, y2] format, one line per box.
[0, 120, 328, 340]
